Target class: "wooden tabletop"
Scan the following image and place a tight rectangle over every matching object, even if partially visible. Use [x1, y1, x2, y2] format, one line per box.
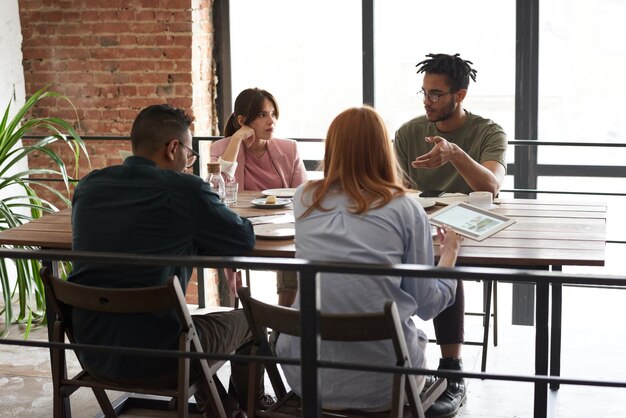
[0, 190, 606, 267]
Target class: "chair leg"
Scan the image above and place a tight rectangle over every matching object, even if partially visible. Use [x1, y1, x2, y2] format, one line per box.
[493, 280, 498, 346]
[51, 323, 70, 418]
[421, 378, 447, 413]
[234, 270, 253, 309]
[481, 280, 494, 372]
[233, 269, 252, 309]
[245, 269, 252, 290]
[91, 389, 117, 418]
[480, 280, 499, 347]
[247, 359, 259, 418]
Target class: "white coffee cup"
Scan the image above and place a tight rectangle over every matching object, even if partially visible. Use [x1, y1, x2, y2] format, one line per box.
[469, 191, 493, 209]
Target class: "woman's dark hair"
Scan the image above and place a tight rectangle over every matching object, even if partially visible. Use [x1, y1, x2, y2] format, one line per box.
[416, 53, 477, 91]
[224, 88, 279, 136]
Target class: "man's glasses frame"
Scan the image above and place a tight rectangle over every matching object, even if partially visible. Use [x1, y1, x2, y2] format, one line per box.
[176, 140, 199, 168]
[417, 89, 455, 103]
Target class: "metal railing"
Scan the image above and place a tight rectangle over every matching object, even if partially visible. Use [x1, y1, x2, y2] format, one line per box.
[21, 134, 626, 245]
[22, 135, 626, 188]
[1, 248, 626, 417]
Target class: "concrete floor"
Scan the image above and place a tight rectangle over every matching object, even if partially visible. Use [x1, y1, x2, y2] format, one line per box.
[1, 279, 625, 417]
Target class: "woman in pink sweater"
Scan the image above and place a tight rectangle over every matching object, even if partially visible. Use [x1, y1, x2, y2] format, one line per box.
[211, 88, 307, 305]
[210, 88, 306, 190]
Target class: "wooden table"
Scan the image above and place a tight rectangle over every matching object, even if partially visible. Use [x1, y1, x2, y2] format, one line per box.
[0, 191, 605, 266]
[0, 190, 606, 418]
[220, 191, 609, 266]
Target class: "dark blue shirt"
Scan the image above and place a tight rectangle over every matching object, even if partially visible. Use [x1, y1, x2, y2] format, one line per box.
[68, 156, 255, 380]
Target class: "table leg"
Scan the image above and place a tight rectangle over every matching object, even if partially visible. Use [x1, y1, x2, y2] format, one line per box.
[550, 266, 563, 391]
[512, 282, 535, 325]
[534, 281, 549, 418]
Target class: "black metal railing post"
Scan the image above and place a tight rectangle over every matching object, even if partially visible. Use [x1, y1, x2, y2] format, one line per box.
[299, 269, 321, 418]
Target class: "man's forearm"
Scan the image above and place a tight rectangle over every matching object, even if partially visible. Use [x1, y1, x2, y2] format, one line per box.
[450, 149, 503, 195]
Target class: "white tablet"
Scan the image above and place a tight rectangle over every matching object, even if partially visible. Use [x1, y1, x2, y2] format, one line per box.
[428, 202, 515, 241]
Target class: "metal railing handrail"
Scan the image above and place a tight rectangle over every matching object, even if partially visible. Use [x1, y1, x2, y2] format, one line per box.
[0, 247, 624, 285]
[21, 135, 626, 147]
[509, 139, 626, 147]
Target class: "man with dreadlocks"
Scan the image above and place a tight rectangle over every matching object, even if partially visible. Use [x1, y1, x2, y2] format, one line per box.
[394, 53, 507, 418]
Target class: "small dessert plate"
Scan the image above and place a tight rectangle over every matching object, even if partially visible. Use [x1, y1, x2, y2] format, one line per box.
[251, 198, 292, 208]
[261, 188, 297, 198]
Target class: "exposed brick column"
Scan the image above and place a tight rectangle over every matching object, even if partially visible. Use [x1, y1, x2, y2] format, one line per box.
[191, 0, 217, 136]
[18, 0, 219, 305]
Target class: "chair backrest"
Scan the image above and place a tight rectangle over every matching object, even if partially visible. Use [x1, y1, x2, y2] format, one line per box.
[237, 287, 424, 418]
[42, 267, 188, 317]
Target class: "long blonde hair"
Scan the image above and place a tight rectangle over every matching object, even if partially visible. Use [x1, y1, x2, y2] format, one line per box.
[300, 106, 405, 217]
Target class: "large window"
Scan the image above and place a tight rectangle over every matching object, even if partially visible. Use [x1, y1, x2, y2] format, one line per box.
[229, 1, 517, 177]
[538, 0, 626, 164]
[537, 0, 626, 239]
[374, 0, 516, 190]
[225, 0, 626, 199]
[230, 0, 362, 141]
[230, 1, 516, 140]
[374, 1, 516, 146]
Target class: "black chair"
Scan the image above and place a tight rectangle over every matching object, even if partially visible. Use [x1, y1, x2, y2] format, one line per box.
[465, 279, 498, 372]
[237, 287, 446, 418]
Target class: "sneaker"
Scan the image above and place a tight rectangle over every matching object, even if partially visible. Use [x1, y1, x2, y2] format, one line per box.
[258, 393, 276, 410]
[425, 358, 467, 418]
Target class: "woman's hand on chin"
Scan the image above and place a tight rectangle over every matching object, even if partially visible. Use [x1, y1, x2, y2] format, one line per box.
[235, 125, 256, 147]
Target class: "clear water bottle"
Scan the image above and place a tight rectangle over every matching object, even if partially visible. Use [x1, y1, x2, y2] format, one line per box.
[207, 162, 225, 202]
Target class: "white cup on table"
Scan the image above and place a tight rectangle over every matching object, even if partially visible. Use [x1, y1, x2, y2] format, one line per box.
[469, 191, 493, 209]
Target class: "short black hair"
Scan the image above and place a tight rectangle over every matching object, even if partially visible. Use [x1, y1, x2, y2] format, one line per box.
[130, 104, 193, 154]
[416, 53, 477, 91]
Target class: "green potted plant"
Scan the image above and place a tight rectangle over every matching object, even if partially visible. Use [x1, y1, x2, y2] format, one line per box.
[0, 86, 89, 337]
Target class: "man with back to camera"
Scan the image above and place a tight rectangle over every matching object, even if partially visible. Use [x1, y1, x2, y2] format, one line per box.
[68, 104, 269, 418]
[394, 53, 507, 418]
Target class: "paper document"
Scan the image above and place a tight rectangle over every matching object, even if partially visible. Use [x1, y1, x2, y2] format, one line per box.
[246, 213, 295, 225]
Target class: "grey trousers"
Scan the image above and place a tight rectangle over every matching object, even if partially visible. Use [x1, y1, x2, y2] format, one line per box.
[192, 309, 263, 412]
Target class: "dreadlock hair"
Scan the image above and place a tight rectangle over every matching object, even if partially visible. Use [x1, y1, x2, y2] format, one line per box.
[416, 53, 477, 91]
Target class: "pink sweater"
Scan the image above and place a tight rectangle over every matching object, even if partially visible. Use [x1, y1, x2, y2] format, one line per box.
[210, 137, 307, 190]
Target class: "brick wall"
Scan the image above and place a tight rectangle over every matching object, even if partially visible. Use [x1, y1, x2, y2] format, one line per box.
[191, 0, 217, 135]
[18, 0, 220, 305]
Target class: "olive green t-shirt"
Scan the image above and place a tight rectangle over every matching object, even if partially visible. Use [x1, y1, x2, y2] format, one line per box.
[394, 111, 507, 194]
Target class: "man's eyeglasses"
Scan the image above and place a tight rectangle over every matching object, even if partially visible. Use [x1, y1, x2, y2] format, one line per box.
[176, 140, 199, 168]
[417, 89, 454, 103]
